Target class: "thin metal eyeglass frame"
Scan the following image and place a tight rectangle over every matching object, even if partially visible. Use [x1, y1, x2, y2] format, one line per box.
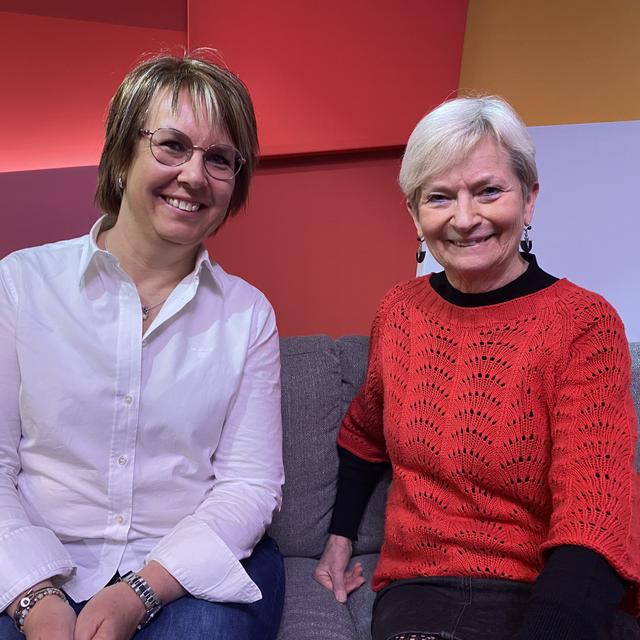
[139, 128, 245, 181]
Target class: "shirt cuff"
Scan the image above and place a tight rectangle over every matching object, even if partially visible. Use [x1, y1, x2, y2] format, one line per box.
[0, 525, 75, 612]
[146, 515, 261, 603]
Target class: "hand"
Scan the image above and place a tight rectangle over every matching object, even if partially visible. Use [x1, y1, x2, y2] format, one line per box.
[73, 583, 145, 640]
[22, 594, 76, 640]
[313, 534, 365, 603]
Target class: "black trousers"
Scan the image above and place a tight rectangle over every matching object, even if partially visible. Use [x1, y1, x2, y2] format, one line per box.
[371, 576, 640, 640]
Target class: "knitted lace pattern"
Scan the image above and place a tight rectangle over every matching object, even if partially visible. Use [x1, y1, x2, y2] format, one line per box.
[337, 277, 640, 611]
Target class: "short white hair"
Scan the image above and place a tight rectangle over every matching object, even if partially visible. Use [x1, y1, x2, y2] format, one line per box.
[399, 96, 538, 215]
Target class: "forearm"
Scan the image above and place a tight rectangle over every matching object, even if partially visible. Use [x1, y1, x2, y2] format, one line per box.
[329, 446, 388, 540]
[138, 560, 186, 605]
[517, 545, 627, 640]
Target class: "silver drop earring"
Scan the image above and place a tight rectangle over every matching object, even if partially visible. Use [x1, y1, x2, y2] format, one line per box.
[520, 225, 532, 253]
[416, 237, 426, 263]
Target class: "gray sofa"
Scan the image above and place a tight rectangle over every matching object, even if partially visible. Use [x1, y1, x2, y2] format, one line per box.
[271, 336, 640, 640]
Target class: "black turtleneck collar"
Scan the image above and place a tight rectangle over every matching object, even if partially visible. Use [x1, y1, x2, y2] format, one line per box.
[429, 254, 558, 308]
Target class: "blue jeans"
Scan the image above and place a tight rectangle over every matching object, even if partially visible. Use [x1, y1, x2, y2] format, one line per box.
[0, 535, 284, 640]
[371, 576, 640, 640]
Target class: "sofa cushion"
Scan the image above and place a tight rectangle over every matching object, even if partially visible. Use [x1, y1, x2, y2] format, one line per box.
[270, 336, 344, 557]
[278, 557, 358, 640]
[630, 343, 640, 470]
[345, 553, 379, 640]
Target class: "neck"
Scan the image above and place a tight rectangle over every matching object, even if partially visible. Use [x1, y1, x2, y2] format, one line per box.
[445, 254, 529, 294]
[103, 217, 199, 292]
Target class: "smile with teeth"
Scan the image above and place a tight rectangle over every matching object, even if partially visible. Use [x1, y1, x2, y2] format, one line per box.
[164, 197, 201, 212]
[450, 235, 493, 247]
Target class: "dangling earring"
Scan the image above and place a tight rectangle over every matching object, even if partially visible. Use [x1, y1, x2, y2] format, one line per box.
[416, 236, 426, 263]
[118, 176, 124, 191]
[520, 225, 532, 253]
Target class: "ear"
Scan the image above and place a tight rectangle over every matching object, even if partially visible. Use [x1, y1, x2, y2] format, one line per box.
[407, 199, 423, 238]
[524, 182, 539, 226]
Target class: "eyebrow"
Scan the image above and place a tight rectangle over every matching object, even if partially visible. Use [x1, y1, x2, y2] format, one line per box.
[424, 173, 507, 192]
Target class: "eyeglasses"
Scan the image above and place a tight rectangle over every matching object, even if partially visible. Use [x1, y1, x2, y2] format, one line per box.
[139, 128, 245, 181]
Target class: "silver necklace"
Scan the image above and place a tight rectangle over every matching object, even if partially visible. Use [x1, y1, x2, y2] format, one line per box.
[103, 234, 168, 321]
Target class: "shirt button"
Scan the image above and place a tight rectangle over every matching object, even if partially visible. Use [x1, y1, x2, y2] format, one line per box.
[115, 515, 125, 525]
[117, 455, 128, 466]
[124, 395, 134, 405]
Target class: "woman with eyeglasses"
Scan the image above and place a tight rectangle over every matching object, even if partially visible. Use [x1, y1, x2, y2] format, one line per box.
[0, 52, 284, 639]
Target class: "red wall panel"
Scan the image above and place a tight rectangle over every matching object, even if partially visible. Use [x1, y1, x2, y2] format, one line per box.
[207, 151, 415, 337]
[0, 0, 185, 30]
[188, 0, 468, 155]
[0, 12, 185, 172]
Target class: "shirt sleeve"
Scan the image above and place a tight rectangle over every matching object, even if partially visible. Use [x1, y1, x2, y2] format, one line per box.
[517, 545, 627, 640]
[146, 294, 284, 603]
[0, 260, 75, 612]
[541, 294, 640, 613]
[329, 446, 389, 540]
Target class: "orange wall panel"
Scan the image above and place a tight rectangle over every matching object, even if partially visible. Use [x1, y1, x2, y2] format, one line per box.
[459, 0, 640, 125]
[188, 0, 468, 155]
[0, 12, 185, 172]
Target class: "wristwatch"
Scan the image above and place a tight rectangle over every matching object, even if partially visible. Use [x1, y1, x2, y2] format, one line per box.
[119, 571, 163, 629]
[13, 587, 68, 633]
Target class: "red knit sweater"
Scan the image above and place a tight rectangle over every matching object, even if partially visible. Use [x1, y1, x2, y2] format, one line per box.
[337, 276, 640, 611]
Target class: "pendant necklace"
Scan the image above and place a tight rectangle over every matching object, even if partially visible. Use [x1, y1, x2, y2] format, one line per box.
[104, 234, 169, 321]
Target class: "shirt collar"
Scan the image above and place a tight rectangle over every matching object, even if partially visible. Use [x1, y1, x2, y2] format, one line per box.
[77, 216, 108, 285]
[78, 215, 219, 287]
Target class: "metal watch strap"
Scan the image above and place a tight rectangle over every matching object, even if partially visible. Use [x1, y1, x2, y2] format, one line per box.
[119, 571, 163, 629]
[13, 587, 68, 633]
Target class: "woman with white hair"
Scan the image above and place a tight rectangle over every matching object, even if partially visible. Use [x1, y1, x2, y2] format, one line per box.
[314, 96, 640, 640]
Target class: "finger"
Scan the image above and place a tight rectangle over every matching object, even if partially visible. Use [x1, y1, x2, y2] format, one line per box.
[345, 563, 366, 592]
[331, 570, 348, 603]
[346, 573, 366, 592]
[74, 614, 99, 640]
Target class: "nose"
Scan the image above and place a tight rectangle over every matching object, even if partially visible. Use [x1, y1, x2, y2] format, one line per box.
[176, 150, 208, 189]
[450, 192, 479, 233]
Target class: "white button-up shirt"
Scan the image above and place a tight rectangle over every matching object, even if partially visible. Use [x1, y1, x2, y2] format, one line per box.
[0, 219, 283, 611]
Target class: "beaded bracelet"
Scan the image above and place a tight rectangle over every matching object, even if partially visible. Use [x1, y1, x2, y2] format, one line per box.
[13, 587, 69, 633]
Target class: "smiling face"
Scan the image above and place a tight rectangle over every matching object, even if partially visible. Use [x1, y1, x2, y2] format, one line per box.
[413, 137, 538, 293]
[118, 89, 236, 252]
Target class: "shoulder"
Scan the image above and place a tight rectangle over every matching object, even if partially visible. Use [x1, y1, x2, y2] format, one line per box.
[547, 280, 630, 373]
[549, 279, 626, 337]
[0, 235, 87, 288]
[208, 262, 276, 320]
[375, 276, 432, 319]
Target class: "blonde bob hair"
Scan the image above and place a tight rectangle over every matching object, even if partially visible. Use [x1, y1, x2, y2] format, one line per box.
[399, 95, 537, 216]
[96, 50, 258, 225]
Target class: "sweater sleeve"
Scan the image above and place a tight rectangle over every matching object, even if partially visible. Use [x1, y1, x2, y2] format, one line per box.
[336, 289, 394, 463]
[541, 293, 640, 613]
[517, 545, 627, 640]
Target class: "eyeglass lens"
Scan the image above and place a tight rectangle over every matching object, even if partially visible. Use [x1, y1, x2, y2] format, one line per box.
[149, 128, 241, 180]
